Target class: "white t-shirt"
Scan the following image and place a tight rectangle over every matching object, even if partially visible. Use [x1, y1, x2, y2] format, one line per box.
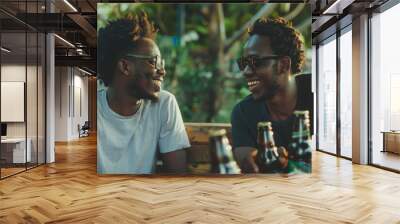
[97, 89, 191, 174]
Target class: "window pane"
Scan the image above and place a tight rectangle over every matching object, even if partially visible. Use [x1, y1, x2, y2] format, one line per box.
[371, 3, 400, 171]
[38, 32, 45, 165]
[1, 31, 28, 177]
[340, 29, 352, 158]
[27, 31, 38, 169]
[318, 37, 337, 154]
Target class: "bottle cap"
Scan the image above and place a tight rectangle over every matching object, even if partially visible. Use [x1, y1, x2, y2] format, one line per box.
[293, 110, 309, 117]
[257, 121, 272, 128]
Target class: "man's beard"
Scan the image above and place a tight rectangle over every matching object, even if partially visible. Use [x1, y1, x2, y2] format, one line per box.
[126, 74, 159, 102]
[259, 67, 281, 101]
[263, 80, 280, 100]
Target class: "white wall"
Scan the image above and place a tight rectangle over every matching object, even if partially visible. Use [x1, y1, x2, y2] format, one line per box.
[55, 67, 89, 141]
[1, 63, 46, 164]
[1, 64, 26, 82]
[55, 67, 68, 141]
[72, 72, 89, 138]
[1, 65, 34, 138]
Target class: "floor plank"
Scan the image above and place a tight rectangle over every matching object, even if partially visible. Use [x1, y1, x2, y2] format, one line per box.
[0, 135, 400, 223]
[372, 151, 400, 171]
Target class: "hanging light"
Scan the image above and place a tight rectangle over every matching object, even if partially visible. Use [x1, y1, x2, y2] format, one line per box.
[63, 0, 78, 12]
[1, 47, 11, 53]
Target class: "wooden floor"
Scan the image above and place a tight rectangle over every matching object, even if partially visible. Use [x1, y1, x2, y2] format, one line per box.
[1, 135, 400, 223]
[1, 167, 26, 178]
[372, 151, 400, 171]
[1, 163, 45, 178]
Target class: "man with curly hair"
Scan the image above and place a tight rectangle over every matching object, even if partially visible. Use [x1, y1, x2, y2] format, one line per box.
[231, 17, 313, 173]
[97, 13, 190, 174]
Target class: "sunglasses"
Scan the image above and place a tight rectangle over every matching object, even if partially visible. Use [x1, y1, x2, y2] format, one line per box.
[236, 55, 282, 71]
[125, 54, 165, 71]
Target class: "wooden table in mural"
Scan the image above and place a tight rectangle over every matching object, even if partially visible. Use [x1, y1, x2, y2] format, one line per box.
[182, 123, 311, 174]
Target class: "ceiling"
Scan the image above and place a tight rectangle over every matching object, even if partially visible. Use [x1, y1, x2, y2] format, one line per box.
[0, 0, 394, 73]
[1, 0, 97, 72]
[311, 0, 389, 43]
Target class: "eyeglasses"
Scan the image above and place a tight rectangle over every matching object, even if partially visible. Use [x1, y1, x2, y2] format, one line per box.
[236, 55, 282, 71]
[125, 54, 165, 71]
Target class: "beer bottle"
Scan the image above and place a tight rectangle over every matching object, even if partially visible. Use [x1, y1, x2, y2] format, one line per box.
[289, 110, 312, 172]
[257, 122, 279, 173]
[208, 129, 241, 174]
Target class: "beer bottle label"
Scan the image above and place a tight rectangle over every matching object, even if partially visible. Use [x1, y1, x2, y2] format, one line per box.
[291, 130, 310, 138]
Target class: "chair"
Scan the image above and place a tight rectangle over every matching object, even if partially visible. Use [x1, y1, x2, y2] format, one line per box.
[78, 121, 90, 138]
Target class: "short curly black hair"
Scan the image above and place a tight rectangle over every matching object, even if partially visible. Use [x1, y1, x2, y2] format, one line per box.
[98, 12, 157, 86]
[248, 17, 305, 74]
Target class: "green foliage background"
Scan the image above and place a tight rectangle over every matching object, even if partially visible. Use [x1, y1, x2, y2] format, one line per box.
[98, 3, 311, 123]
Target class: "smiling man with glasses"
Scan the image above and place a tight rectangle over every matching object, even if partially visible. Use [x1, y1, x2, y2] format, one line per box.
[97, 14, 190, 174]
[231, 17, 313, 173]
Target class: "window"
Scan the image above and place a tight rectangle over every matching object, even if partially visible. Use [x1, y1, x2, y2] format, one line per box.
[339, 28, 352, 158]
[371, 3, 400, 171]
[0, 1, 47, 179]
[317, 36, 337, 154]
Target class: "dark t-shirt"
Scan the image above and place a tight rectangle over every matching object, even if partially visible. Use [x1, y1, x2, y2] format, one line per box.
[231, 73, 313, 150]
